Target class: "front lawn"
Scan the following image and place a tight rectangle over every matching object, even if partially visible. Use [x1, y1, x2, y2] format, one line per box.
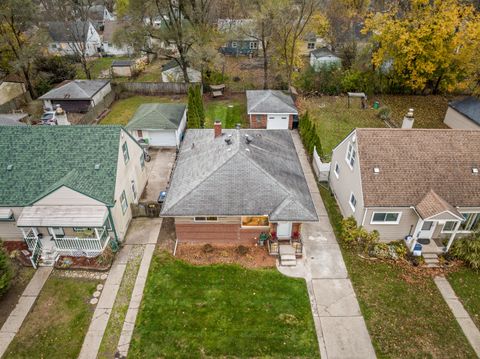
[4, 274, 97, 359]
[448, 268, 480, 330]
[204, 98, 247, 128]
[101, 95, 187, 126]
[319, 186, 476, 358]
[129, 252, 319, 358]
[299, 95, 449, 160]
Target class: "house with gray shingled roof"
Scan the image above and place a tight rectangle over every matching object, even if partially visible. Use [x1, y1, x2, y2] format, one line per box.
[246, 90, 298, 130]
[0, 125, 147, 267]
[161, 122, 317, 248]
[444, 96, 480, 129]
[46, 21, 101, 57]
[126, 103, 187, 148]
[329, 128, 480, 255]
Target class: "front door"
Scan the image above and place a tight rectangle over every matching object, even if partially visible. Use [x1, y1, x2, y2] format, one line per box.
[276, 222, 292, 238]
[418, 221, 436, 239]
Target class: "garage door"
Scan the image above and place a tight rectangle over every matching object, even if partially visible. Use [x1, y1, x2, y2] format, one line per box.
[267, 115, 289, 129]
[149, 131, 177, 147]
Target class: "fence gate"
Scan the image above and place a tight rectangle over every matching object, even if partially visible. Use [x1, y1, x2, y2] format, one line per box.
[131, 202, 161, 218]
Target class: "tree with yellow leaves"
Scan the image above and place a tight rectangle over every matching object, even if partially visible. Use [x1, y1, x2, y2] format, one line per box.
[364, 0, 480, 94]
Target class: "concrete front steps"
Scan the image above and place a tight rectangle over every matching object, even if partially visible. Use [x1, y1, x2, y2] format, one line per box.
[279, 245, 298, 267]
[424, 253, 440, 268]
[38, 250, 59, 267]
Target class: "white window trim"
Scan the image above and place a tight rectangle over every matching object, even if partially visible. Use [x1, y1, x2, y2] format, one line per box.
[334, 162, 340, 179]
[231, 41, 238, 48]
[345, 142, 356, 170]
[370, 211, 402, 225]
[441, 220, 459, 233]
[120, 190, 128, 214]
[349, 192, 357, 212]
[455, 212, 480, 233]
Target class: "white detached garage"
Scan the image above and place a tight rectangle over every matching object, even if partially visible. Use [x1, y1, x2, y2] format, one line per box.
[126, 103, 187, 148]
[246, 90, 298, 130]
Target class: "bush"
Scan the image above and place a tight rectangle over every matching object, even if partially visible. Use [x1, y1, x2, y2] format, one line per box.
[202, 244, 214, 254]
[450, 233, 480, 270]
[298, 111, 323, 158]
[187, 85, 205, 128]
[340, 216, 379, 253]
[377, 106, 392, 121]
[235, 245, 249, 256]
[0, 241, 13, 297]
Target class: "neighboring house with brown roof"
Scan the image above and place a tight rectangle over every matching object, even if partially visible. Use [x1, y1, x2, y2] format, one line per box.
[102, 20, 133, 56]
[329, 128, 480, 254]
[444, 97, 480, 129]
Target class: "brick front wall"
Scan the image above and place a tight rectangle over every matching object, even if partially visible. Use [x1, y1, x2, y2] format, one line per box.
[248, 114, 294, 129]
[288, 115, 293, 129]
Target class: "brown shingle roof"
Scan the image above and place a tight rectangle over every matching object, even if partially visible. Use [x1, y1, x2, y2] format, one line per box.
[415, 189, 463, 220]
[355, 128, 480, 208]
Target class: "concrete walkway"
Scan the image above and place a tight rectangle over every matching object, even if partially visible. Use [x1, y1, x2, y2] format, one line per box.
[434, 276, 480, 356]
[291, 131, 376, 359]
[0, 267, 52, 358]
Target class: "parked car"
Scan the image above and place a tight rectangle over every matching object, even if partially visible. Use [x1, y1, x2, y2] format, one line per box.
[40, 111, 57, 125]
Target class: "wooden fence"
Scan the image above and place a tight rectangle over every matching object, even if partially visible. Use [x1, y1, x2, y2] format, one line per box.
[113, 81, 196, 96]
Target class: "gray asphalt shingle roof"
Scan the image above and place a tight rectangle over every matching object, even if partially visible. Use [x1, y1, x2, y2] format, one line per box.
[47, 21, 92, 42]
[449, 97, 480, 126]
[0, 114, 27, 126]
[310, 47, 340, 59]
[38, 80, 109, 100]
[161, 129, 318, 221]
[246, 90, 298, 114]
[126, 103, 186, 130]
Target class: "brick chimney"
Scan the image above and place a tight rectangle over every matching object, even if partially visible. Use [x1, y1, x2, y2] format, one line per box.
[214, 121, 222, 138]
[402, 108, 414, 129]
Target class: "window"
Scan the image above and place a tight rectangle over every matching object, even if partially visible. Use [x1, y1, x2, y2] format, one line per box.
[0, 209, 14, 221]
[249, 41, 258, 49]
[122, 142, 130, 164]
[231, 41, 238, 48]
[334, 162, 340, 179]
[307, 42, 315, 49]
[48, 227, 64, 238]
[459, 213, 480, 231]
[421, 221, 433, 231]
[137, 130, 143, 138]
[120, 190, 128, 214]
[346, 143, 356, 168]
[131, 180, 137, 200]
[371, 212, 401, 224]
[442, 221, 457, 232]
[140, 153, 145, 170]
[242, 216, 269, 227]
[73, 227, 93, 232]
[349, 193, 357, 211]
[194, 217, 218, 222]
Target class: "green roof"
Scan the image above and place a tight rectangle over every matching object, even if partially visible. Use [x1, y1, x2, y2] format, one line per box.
[0, 125, 126, 206]
[126, 103, 186, 130]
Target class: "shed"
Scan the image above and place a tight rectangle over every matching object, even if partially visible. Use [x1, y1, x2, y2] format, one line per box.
[444, 97, 480, 129]
[161, 61, 201, 83]
[111, 60, 135, 78]
[309, 47, 342, 71]
[125, 103, 187, 148]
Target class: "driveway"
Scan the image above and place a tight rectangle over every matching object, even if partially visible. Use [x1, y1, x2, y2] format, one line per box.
[141, 148, 176, 202]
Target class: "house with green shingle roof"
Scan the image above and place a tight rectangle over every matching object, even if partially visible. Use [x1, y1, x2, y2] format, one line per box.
[126, 103, 187, 148]
[0, 125, 147, 267]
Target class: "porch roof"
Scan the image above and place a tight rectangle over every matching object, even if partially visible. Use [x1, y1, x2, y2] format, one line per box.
[415, 190, 463, 220]
[17, 206, 108, 228]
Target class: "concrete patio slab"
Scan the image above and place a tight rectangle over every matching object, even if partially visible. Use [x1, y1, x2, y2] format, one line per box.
[313, 279, 362, 317]
[320, 316, 376, 359]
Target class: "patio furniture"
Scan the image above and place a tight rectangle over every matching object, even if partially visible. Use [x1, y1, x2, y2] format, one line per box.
[211, 84, 225, 98]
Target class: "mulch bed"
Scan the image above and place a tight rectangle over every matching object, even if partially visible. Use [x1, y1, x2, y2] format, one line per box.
[175, 243, 276, 269]
[55, 255, 112, 271]
[2, 241, 33, 267]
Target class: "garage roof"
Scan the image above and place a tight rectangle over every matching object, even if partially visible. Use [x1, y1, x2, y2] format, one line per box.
[39, 80, 109, 100]
[126, 103, 187, 130]
[246, 90, 298, 115]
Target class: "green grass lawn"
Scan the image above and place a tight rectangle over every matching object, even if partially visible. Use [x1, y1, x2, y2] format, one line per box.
[205, 99, 247, 128]
[76, 57, 131, 79]
[101, 95, 187, 126]
[448, 268, 480, 330]
[129, 252, 319, 358]
[319, 186, 476, 358]
[299, 95, 449, 160]
[4, 275, 97, 359]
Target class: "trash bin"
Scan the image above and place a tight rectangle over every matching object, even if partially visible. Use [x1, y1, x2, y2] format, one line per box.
[413, 243, 422, 257]
[373, 101, 380, 109]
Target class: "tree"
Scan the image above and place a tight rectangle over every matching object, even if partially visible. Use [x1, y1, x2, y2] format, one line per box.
[0, 0, 44, 98]
[34, 56, 77, 84]
[0, 241, 12, 298]
[364, 0, 480, 94]
[187, 85, 204, 128]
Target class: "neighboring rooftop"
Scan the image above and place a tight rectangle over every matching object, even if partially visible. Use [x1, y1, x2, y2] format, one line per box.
[0, 126, 126, 206]
[355, 128, 480, 208]
[310, 47, 340, 59]
[246, 90, 298, 114]
[449, 97, 480, 126]
[126, 103, 186, 130]
[0, 113, 28, 126]
[103, 19, 120, 42]
[112, 60, 133, 67]
[46, 21, 93, 42]
[162, 60, 181, 72]
[39, 80, 109, 100]
[161, 129, 318, 221]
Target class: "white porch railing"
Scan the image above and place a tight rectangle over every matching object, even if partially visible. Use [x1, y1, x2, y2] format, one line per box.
[54, 228, 110, 254]
[23, 228, 39, 251]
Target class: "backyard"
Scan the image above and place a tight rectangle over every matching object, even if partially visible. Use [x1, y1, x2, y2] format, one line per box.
[3, 274, 97, 359]
[76, 57, 131, 79]
[448, 268, 480, 330]
[129, 251, 319, 358]
[101, 94, 247, 129]
[319, 185, 476, 358]
[299, 95, 450, 160]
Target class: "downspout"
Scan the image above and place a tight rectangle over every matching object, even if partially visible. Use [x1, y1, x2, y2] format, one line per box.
[107, 206, 120, 252]
[361, 208, 368, 227]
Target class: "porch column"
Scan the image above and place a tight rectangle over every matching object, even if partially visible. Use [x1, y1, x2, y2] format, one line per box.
[410, 219, 424, 252]
[94, 228, 100, 240]
[445, 221, 461, 252]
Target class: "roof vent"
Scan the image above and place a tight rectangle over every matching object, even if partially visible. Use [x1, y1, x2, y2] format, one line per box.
[373, 167, 380, 174]
[94, 164, 101, 170]
[245, 135, 253, 144]
[473, 167, 479, 174]
[6, 164, 13, 171]
[236, 123, 241, 130]
[225, 135, 232, 145]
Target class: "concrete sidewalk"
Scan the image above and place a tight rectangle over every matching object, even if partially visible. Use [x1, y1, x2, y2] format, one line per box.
[291, 131, 376, 359]
[434, 276, 480, 356]
[0, 267, 52, 358]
